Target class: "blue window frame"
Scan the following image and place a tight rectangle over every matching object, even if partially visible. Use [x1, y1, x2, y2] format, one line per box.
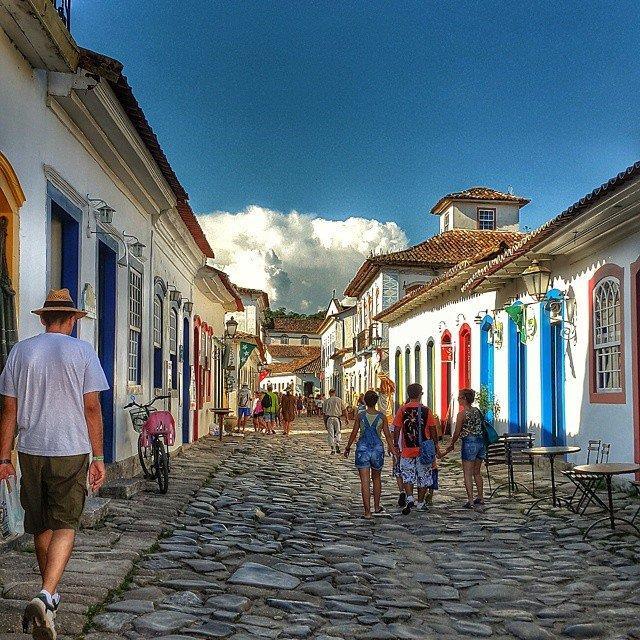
[47, 183, 81, 308]
[480, 315, 495, 422]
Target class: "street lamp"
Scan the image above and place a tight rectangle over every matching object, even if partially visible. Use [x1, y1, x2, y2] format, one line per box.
[522, 260, 552, 302]
[225, 316, 238, 339]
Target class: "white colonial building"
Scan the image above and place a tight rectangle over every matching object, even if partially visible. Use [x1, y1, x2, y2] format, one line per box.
[0, 1, 240, 474]
[378, 166, 640, 471]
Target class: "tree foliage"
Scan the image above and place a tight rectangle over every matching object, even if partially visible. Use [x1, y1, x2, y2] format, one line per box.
[264, 307, 324, 328]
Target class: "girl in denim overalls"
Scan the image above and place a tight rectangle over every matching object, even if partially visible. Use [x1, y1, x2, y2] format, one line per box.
[344, 390, 398, 519]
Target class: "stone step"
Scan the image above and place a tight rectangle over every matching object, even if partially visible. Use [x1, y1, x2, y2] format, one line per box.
[80, 496, 111, 529]
[99, 476, 147, 500]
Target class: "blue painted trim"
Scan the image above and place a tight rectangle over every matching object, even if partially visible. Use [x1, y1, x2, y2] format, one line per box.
[479, 315, 495, 422]
[97, 240, 117, 463]
[182, 316, 191, 444]
[507, 303, 527, 433]
[540, 301, 566, 446]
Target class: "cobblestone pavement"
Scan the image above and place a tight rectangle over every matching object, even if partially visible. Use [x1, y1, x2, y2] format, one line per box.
[2, 416, 640, 640]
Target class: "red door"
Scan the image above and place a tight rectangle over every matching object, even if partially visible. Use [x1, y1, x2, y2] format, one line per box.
[193, 322, 201, 440]
[459, 324, 471, 390]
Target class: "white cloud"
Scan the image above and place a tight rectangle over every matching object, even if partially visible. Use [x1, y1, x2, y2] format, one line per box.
[197, 205, 407, 312]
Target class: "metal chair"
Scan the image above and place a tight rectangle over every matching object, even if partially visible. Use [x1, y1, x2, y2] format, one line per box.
[561, 440, 601, 510]
[598, 443, 611, 463]
[487, 433, 535, 498]
[563, 441, 612, 514]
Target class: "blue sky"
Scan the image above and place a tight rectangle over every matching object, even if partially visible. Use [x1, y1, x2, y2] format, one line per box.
[73, 1, 640, 309]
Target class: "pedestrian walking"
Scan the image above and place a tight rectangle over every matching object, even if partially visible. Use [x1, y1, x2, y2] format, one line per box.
[0, 289, 109, 640]
[252, 391, 265, 432]
[445, 388, 486, 509]
[281, 388, 296, 436]
[344, 390, 397, 519]
[315, 393, 324, 416]
[296, 394, 304, 416]
[262, 384, 279, 434]
[322, 389, 347, 454]
[393, 383, 443, 515]
[237, 383, 251, 432]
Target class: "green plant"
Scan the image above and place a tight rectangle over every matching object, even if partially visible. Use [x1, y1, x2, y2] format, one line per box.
[477, 385, 500, 420]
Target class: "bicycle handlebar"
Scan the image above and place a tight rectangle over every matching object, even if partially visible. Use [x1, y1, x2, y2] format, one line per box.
[125, 395, 171, 410]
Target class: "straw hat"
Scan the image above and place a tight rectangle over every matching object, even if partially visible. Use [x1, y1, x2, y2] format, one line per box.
[32, 288, 87, 318]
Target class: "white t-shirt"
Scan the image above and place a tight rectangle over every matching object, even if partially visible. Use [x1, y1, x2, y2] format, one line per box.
[0, 332, 109, 456]
[322, 396, 344, 417]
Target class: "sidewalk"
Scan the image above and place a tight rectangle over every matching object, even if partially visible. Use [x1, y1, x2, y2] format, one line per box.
[0, 435, 239, 639]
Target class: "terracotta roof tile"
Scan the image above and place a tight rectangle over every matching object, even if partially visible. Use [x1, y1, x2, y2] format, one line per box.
[267, 345, 320, 359]
[431, 186, 530, 214]
[344, 230, 524, 297]
[266, 353, 321, 376]
[78, 48, 214, 258]
[236, 286, 270, 308]
[272, 317, 323, 334]
[463, 161, 640, 293]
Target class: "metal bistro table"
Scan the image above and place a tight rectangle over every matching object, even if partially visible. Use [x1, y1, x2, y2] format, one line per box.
[210, 408, 232, 442]
[523, 446, 581, 513]
[573, 463, 640, 537]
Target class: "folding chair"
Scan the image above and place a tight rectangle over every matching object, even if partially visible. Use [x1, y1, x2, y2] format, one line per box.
[565, 442, 612, 515]
[631, 481, 640, 525]
[487, 434, 534, 498]
[485, 438, 507, 496]
[560, 440, 600, 510]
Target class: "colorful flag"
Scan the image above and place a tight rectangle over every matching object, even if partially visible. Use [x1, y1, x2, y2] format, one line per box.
[259, 368, 270, 382]
[238, 341, 257, 369]
[504, 303, 527, 344]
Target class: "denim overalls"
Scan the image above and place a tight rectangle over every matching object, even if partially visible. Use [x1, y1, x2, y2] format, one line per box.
[355, 411, 385, 471]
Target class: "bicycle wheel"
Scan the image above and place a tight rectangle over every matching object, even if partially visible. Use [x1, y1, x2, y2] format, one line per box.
[154, 438, 169, 494]
[138, 434, 157, 479]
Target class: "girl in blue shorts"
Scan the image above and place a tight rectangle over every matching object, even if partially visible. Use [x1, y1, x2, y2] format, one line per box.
[344, 390, 398, 519]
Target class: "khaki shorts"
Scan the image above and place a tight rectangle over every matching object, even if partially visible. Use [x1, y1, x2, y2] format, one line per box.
[18, 452, 89, 534]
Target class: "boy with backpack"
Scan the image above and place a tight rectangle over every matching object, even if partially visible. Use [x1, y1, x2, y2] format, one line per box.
[262, 384, 279, 434]
[392, 383, 443, 515]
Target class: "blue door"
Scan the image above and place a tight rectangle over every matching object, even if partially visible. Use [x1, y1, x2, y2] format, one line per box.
[480, 315, 495, 422]
[540, 293, 565, 446]
[182, 316, 191, 444]
[97, 239, 117, 462]
[508, 305, 527, 433]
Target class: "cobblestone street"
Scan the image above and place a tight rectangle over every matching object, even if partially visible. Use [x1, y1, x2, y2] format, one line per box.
[2, 416, 640, 640]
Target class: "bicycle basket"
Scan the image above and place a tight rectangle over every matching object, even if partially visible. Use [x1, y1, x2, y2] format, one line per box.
[129, 406, 156, 433]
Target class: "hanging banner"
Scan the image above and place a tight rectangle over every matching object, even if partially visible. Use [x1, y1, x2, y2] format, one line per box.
[441, 345, 453, 362]
[238, 342, 257, 369]
[259, 368, 270, 382]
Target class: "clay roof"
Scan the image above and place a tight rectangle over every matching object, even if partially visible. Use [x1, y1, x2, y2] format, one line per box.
[267, 345, 320, 360]
[208, 267, 244, 312]
[236, 286, 270, 308]
[374, 246, 504, 324]
[77, 48, 213, 258]
[431, 186, 530, 215]
[344, 230, 524, 297]
[463, 160, 640, 293]
[266, 353, 321, 376]
[272, 317, 323, 334]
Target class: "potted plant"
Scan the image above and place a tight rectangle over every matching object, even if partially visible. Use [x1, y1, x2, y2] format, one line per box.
[477, 385, 500, 423]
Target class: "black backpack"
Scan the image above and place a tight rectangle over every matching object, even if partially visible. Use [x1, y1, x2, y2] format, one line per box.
[262, 393, 272, 409]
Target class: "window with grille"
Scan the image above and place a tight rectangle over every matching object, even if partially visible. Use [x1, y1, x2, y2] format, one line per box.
[477, 208, 496, 230]
[128, 268, 142, 384]
[153, 295, 163, 348]
[301, 335, 309, 345]
[280, 335, 289, 344]
[593, 277, 622, 392]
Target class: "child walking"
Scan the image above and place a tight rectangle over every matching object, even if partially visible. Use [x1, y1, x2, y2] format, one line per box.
[344, 390, 398, 519]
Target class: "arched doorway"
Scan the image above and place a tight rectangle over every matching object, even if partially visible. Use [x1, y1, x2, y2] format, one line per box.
[426, 338, 435, 409]
[193, 317, 201, 440]
[540, 290, 565, 445]
[414, 343, 421, 385]
[440, 331, 453, 433]
[395, 349, 402, 409]
[458, 323, 471, 390]
[508, 302, 527, 433]
[0, 153, 24, 370]
[479, 315, 495, 423]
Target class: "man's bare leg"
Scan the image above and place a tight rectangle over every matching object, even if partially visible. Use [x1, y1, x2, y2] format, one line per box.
[34, 530, 53, 578]
[37, 529, 75, 594]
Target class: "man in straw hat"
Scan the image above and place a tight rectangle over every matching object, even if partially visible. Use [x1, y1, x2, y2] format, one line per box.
[0, 289, 109, 640]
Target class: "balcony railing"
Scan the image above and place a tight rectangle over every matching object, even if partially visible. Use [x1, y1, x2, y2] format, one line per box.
[52, 0, 72, 31]
[352, 324, 389, 355]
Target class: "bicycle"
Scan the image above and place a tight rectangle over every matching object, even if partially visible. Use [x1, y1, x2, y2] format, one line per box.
[125, 394, 175, 494]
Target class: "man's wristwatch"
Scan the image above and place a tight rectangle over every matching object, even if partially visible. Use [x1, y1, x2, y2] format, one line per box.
[0, 459, 12, 465]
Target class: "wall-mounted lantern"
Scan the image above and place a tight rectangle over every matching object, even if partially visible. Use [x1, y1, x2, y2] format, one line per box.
[522, 260, 552, 301]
